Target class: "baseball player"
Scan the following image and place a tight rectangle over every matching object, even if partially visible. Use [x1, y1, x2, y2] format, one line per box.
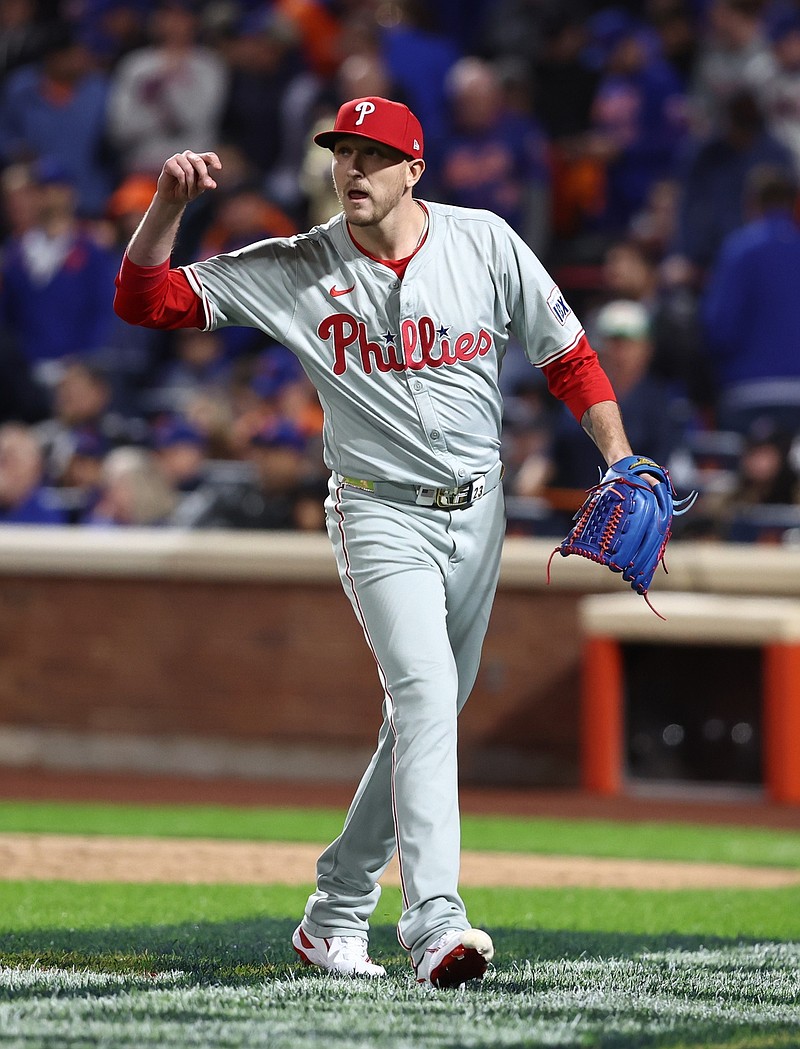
[114, 96, 639, 989]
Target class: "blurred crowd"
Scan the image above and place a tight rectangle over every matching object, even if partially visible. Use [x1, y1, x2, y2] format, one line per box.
[2, 0, 800, 541]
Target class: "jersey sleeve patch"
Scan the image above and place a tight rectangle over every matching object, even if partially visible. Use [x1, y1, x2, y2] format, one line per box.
[547, 286, 572, 326]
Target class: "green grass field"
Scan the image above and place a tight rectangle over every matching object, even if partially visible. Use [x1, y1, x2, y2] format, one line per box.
[1, 800, 798, 1048]
[2, 799, 800, 866]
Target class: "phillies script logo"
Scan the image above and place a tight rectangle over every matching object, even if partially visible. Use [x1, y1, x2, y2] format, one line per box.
[319, 313, 493, 375]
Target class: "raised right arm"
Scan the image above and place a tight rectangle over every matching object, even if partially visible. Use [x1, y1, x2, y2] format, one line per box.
[114, 150, 222, 329]
[126, 150, 222, 265]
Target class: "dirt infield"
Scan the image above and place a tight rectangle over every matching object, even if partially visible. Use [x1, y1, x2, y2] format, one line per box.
[2, 833, 799, 890]
[1, 769, 797, 891]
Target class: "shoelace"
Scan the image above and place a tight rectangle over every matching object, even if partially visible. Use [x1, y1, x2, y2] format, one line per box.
[425, 932, 451, 955]
[329, 936, 370, 966]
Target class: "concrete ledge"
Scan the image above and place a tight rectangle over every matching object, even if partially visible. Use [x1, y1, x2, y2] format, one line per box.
[0, 527, 340, 582]
[2, 526, 800, 595]
[580, 592, 800, 644]
[0, 725, 372, 783]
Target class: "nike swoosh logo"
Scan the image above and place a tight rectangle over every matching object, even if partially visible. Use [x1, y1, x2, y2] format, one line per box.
[330, 284, 356, 297]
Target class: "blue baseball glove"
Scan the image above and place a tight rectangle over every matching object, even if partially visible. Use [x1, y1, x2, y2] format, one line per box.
[549, 455, 696, 612]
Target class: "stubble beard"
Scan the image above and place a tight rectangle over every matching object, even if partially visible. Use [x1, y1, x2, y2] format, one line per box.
[334, 177, 405, 229]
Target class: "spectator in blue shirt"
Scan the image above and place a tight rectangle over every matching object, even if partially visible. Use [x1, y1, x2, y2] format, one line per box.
[587, 10, 690, 235]
[0, 21, 113, 216]
[439, 56, 551, 253]
[0, 159, 119, 394]
[701, 163, 800, 434]
[150, 413, 207, 492]
[0, 421, 66, 524]
[671, 88, 794, 273]
[378, 1, 461, 179]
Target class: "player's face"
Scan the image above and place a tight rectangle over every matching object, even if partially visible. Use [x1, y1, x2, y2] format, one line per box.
[331, 137, 418, 227]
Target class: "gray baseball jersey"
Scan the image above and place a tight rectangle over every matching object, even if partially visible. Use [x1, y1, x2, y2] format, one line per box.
[183, 201, 583, 486]
[183, 201, 582, 962]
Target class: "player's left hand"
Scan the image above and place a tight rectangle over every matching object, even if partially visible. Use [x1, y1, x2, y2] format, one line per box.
[548, 455, 697, 614]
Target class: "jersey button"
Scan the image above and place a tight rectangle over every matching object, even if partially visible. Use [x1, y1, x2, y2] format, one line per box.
[430, 429, 440, 440]
[413, 380, 423, 391]
[457, 468, 465, 478]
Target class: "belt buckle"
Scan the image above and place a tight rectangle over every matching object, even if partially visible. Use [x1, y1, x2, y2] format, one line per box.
[434, 474, 485, 509]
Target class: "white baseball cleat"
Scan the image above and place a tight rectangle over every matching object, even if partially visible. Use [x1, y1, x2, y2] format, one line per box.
[415, 928, 494, 989]
[292, 924, 387, 977]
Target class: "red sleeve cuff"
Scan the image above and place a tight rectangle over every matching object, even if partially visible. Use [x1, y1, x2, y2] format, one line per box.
[114, 254, 205, 329]
[541, 334, 616, 421]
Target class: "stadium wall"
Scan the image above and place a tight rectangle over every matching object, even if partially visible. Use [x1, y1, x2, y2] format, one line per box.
[0, 528, 797, 788]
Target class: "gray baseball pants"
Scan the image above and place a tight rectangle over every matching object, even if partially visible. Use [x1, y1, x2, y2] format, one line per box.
[301, 475, 505, 965]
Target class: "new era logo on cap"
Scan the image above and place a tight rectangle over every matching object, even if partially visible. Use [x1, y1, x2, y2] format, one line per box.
[314, 96, 424, 160]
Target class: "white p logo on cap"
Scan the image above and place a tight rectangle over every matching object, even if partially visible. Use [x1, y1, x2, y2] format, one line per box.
[354, 100, 376, 126]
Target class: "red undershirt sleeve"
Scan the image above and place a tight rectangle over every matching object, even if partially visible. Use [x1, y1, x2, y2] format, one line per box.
[541, 334, 617, 422]
[113, 255, 206, 330]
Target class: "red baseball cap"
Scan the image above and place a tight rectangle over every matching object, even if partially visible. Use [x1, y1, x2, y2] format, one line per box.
[314, 97, 424, 160]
